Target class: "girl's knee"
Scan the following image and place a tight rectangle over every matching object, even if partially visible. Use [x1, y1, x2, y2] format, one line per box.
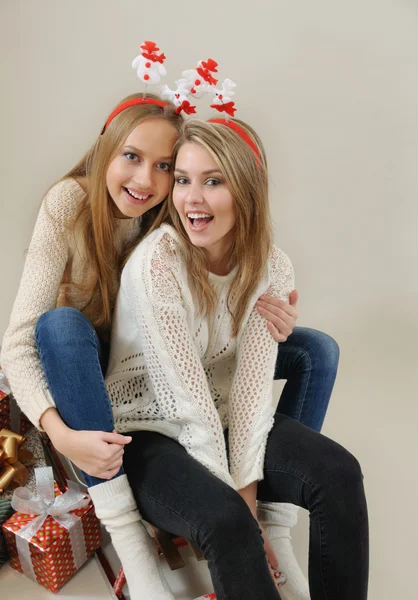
[36, 307, 93, 342]
[298, 328, 340, 370]
[321, 442, 363, 488]
[199, 493, 260, 550]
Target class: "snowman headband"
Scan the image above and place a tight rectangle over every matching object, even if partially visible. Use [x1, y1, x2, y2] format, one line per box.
[101, 41, 259, 160]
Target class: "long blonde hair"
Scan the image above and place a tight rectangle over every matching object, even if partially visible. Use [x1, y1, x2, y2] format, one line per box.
[165, 118, 272, 337]
[55, 93, 183, 329]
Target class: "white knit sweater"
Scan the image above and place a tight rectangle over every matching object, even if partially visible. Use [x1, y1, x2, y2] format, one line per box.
[106, 224, 295, 490]
[1, 178, 141, 428]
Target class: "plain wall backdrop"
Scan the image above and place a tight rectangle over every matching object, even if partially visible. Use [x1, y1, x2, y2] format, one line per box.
[1, 1, 417, 598]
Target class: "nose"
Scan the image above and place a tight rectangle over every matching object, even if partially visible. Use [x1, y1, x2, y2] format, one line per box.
[186, 181, 204, 204]
[132, 162, 153, 189]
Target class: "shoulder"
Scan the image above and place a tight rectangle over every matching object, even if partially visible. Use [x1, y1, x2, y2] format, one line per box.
[41, 178, 85, 222]
[267, 245, 295, 288]
[128, 224, 183, 269]
[121, 224, 186, 304]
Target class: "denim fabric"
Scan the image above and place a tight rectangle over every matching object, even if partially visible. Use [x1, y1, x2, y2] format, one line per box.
[35, 309, 339, 486]
[34, 307, 362, 599]
[123, 418, 368, 600]
[275, 327, 339, 432]
[35, 307, 121, 487]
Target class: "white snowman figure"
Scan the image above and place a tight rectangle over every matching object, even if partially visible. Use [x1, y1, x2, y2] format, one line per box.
[161, 79, 197, 115]
[132, 40, 167, 85]
[181, 58, 219, 99]
[161, 79, 191, 106]
[210, 79, 237, 116]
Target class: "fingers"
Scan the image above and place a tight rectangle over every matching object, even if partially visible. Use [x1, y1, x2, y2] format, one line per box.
[269, 564, 287, 587]
[267, 321, 287, 343]
[107, 457, 124, 471]
[102, 431, 132, 445]
[265, 542, 279, 571]
[259, 305, 290, 334]
[289, 289, 299, 307]
[96, 466, 122, 480]
[258, 295, 299, 319]
[103, 445, 124, 464]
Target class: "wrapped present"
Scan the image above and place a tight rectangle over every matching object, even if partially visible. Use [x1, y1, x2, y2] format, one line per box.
[0, 498, 14, 567]
[0, 368, 32, 435]
[2, 427, 47, 501]
[2, 467, 101, 593]
[0, 429, 33, 495]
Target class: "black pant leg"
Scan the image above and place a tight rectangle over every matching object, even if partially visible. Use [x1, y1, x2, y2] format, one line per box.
[258, 414, 369, 600]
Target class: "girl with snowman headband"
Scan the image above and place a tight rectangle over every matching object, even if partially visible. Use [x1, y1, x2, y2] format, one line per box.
[102, 116, 368, 599]
[1, 41, 342, 599]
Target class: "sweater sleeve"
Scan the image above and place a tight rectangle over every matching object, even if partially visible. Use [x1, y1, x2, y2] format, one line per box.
[228, 247, 295, 490]
[124, 232, 235, 489]
[1, 180, 81, 428]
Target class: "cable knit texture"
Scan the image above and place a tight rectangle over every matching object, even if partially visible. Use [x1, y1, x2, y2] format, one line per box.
[106, 224, 295, 490]
[1, 178, 141, 428]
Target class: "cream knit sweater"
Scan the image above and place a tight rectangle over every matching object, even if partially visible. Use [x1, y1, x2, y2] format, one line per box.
[106, 224, 295, 490]
[1, 178, 141, 428]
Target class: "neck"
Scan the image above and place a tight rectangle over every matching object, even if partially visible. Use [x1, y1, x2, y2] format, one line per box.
[205, 246, 233, 276]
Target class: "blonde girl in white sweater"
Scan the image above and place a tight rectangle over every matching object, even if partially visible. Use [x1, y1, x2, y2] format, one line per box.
[2, 95, 301, 599]
[104, 118, 369, 600]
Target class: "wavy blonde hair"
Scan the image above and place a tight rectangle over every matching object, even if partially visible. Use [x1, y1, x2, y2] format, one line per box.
[162, 118, 272, 337]
[54, 93, 183, 330]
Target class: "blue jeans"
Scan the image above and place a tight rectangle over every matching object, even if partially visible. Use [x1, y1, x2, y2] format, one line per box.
[274, 326, 339, 432]
[35, 308, 339, 486]
[35, 309, 367, 600]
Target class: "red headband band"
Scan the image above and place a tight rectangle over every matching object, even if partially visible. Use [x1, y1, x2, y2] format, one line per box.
[102, 97, 169, 133]
[207, 118, 261, 161]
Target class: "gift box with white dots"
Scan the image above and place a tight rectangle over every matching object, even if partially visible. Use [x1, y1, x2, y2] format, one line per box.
[2, 481, 101, 593]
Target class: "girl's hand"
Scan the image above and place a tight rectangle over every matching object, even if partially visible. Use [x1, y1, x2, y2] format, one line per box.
[257, 289, 299, 343]
[259, 521, 279, 571]
[53, 428, 132, 480]
[41, 408, 131, 480]
[259, 521, 287, 588]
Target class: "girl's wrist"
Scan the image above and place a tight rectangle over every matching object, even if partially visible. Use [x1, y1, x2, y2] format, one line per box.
[40, 407, 71, 443]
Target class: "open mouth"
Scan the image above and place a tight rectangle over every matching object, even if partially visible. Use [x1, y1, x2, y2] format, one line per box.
[123, 187, 152, 203]
[187, 212, 214, 230]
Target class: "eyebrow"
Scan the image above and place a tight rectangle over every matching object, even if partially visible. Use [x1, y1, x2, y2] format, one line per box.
[123, 145, 173, 161]
[174, 168, 223, 175]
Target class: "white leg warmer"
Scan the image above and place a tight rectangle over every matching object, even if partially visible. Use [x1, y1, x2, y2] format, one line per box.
[257, 502, 310, 600]
[88, 475, 174, 600]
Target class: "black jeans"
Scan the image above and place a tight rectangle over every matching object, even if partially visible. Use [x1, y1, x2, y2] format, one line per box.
[124, 415, 369, 600]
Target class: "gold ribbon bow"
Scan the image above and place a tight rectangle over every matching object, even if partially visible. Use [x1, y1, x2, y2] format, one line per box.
[0, 429, 33, 494]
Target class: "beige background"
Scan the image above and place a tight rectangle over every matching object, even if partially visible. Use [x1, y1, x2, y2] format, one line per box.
[1, 1, 417, 598]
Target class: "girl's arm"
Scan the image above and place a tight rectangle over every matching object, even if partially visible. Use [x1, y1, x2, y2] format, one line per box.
[228, 247, 295, 490]
[1, 180, 78, 428]
[123, 233, 235, 489]
[41, 408, 130, 479]
[258, 289, 299, 342]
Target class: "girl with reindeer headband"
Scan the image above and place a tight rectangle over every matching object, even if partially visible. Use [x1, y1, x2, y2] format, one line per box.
[105, 116, 369, 598]
[1, 41, 340, 598]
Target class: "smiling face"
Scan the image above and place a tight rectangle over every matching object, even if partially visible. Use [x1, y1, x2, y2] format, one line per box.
[172, 142, 236, 272]
[106, 118, 179, 218]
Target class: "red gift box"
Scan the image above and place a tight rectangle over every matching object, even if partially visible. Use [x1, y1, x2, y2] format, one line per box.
[0, 368, 32, 435]
[0, 389, 10, 431]
[2, 469, 101, 593]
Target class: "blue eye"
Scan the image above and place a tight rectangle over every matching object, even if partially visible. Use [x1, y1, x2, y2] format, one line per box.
[175, 176, 188, 185]
[158, 162, 171, 172]
[206, 178, 221, 186]
[124, 152, 138, 161]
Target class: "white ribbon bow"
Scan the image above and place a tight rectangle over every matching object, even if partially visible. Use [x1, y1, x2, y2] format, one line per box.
[11, 466, 91, 581]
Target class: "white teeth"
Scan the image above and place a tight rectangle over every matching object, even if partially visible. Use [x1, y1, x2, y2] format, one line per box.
[187, 212, 212, 219]
[126, 188, 150, 200]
